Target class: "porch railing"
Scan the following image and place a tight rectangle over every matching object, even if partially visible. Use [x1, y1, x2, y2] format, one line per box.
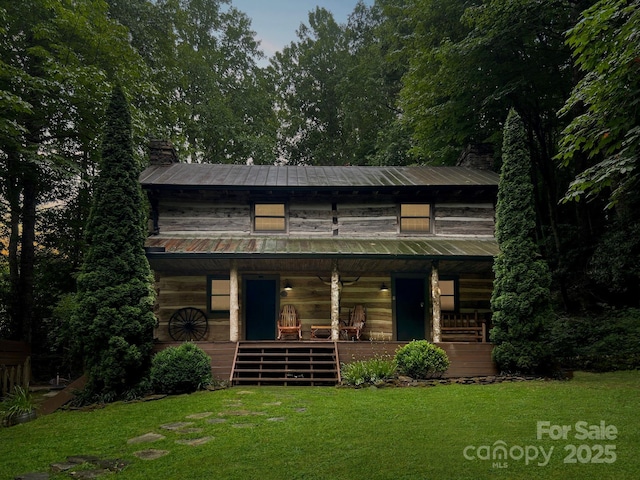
[441, 311, 487, 342]
[0, 340, 32, 397]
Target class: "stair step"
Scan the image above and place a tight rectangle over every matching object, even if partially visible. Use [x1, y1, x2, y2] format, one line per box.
[232, 342, 340, 386]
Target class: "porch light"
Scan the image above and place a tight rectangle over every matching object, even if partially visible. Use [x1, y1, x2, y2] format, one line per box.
[284, 281, 293, 291]
[380, 283, 389, 292]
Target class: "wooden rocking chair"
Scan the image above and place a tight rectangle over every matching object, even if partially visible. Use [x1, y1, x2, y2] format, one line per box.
[277, 304, 302, 340]
[340, 304, 366, 340]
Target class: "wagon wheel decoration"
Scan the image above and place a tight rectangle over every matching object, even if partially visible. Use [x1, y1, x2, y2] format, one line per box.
[168, 307, 209, 341]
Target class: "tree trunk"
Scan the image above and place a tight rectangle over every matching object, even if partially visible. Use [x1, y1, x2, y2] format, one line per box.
[6, 153, 22, 340]
[229, 261, 239, 342]
[330, 260, 340, 341]
[431, 263, 441, 343]
[18, 165, 38, 343]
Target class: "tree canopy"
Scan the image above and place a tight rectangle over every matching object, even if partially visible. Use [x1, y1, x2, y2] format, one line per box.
[0, 0, 638, 383]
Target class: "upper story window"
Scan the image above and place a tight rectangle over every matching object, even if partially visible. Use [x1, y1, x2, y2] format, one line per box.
[254, 203, 286, 232]
[400, 204, 431, 233]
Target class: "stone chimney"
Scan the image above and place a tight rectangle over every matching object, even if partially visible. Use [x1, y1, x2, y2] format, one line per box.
[149, 139, 178, 166]
[456, 143, 494, 170]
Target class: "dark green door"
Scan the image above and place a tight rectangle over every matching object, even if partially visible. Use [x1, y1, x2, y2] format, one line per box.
[395, 277, 426, 341]
[245, 277, 277, 340]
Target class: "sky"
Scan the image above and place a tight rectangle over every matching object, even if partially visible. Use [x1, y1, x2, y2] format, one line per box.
[232, 0, 374, 62]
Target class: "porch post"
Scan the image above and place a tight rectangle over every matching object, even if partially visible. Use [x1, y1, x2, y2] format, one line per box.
[330, 259, 340, 341]
[229, 260, 239, 342]
[431, 261, 442, 343]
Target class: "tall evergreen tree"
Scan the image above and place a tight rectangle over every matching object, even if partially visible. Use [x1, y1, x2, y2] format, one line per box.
[490, 110, 554, 374]
[71, 85, 156, 401]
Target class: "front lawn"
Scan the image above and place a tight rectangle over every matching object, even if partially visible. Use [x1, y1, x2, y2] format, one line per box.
[1, 371, 638, 479]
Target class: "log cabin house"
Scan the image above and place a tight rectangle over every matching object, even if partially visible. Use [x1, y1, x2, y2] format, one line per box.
[141, 142, 500, 384]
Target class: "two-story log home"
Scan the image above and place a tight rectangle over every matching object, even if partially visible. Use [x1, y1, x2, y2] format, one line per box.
[141, 142, 500, 383]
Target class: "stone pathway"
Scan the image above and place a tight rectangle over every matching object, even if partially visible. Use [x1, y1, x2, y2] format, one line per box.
[15, 391, 304, 479]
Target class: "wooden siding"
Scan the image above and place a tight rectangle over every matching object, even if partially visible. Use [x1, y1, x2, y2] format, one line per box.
[337, 202, 397, 236]
[434, 202, 495, 236]
[289, 202, 333, 235]
[158, 200, 251, 235]
[153, 342, 237, 382]
[153, 272, 492, 342]
[281, 275, 393, 341]
[151, 341, 497, 382]
[337, 342, 497, 377]
[153, 273, 394, 342]
[151, 193, 495, 239]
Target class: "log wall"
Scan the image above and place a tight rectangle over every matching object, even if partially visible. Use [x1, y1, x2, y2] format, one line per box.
[153, 272, 492, 342]
[153, 273, 394, 342]
[154, 194, 495, 238]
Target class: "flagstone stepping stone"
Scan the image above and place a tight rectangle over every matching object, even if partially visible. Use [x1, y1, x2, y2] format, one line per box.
[133, 449, 170, 461]
[160, 422, 194, 430]
[127, 432, 166, 444]
[66, 456, 102, 464]
[14, 473, 49, 480]
[263, 401, 282, 406]
[231, 423, 256, 428]
[175, 436, 214, 446]
[186, 412, 214, 419]
[266, 417, 286, 422]
[219, 410, 266, 417]
[67, 469, 111, 479]
[50, 462, 75, 472]
[206, 418, 227, 424]
[294, 408, 307, 413]
[174, 427, 204, 434]
[236, 390, 254, 395]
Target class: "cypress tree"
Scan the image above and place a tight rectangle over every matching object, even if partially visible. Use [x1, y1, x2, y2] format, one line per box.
[71, 84, 156, 401]
[490, 109, 553, 374]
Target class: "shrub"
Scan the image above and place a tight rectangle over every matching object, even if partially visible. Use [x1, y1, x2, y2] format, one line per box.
[490, 110, 554, 374]
[550, 308, 640, 371]
[150, 343, 212, 394]
[341, 356, 396, 386]
[394, 341, 450, 379]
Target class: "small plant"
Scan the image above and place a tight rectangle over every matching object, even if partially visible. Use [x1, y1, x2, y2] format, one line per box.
[341, 356, 396, 386]
[1, 386, 37, 426]
[150, 342, 212, 394]
[395, 340, 450, 379]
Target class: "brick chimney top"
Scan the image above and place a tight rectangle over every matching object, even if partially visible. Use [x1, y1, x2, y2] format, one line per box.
[456, 143, 494, 170]
[149, 140, 178, 166]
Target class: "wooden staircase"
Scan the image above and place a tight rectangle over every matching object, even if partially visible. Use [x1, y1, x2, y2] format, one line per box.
[231, 342, 340, 386]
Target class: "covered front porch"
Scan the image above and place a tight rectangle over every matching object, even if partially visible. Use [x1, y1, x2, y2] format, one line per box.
[146, 237, 497, 345]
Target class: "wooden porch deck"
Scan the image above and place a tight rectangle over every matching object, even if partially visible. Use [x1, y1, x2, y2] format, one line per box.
[153, 340, 497, 383]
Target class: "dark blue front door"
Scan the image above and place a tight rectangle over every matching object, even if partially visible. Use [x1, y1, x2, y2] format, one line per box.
[245, 277, 277, 340]
[395, 277, 426, 341]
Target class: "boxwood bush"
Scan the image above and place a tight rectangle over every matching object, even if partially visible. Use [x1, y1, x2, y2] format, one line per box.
[150, 343, 212, 394]
[395, 340, 450, 379]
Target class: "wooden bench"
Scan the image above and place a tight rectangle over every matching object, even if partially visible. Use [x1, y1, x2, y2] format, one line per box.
[441, 312, 487, 342]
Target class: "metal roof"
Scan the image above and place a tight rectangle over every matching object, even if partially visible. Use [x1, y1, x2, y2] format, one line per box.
[140, 164, 499, 189]
[145, 236, 499, 260]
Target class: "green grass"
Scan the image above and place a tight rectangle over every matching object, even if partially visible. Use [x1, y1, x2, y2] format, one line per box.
[1, 371, 639, 479]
